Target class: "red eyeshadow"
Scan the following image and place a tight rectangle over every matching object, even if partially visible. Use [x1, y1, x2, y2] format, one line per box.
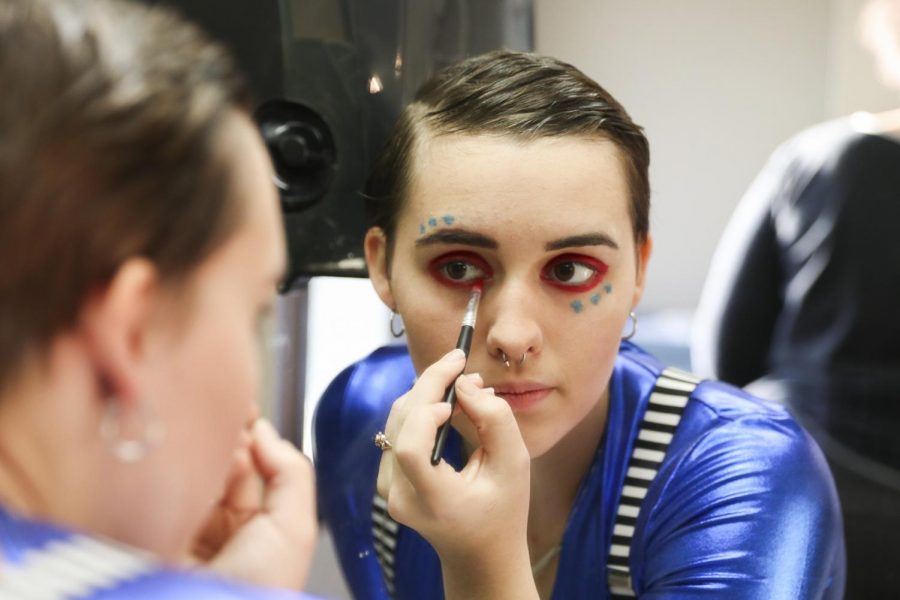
[540, 253, 608, 293]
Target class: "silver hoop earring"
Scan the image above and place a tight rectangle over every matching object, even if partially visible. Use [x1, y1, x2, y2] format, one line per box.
[100, 399, 166, 464]
[498, 351, 511, 368]
[389, 310, 405, 338]
[622, 311, 638, 341]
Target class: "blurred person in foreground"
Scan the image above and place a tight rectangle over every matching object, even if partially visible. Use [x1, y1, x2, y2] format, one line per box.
[693, 0, 900, 595]
[0, 0, 320, 597]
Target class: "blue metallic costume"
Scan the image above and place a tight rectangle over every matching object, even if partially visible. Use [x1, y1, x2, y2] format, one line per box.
[0, 505, 316, 600]
[315, 342, 845, 599]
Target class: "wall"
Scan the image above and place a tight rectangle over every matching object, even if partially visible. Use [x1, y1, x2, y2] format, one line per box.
[534, 0, 895, 310]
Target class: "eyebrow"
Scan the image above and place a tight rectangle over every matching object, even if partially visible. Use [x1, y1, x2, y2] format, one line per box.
[545, 233, 619, 251]
[414, 229, 498, 249]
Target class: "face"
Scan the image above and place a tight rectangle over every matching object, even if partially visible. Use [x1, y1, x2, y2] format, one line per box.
[130, 112, 286, 555]
[367, 134, 650, 458]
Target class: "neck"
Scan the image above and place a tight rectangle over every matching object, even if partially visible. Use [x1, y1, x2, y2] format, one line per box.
[0, 341, 106, 525]
[528, 392, 608, 537]
[524, 391, 608, 599]
[851, 107, 900, 136]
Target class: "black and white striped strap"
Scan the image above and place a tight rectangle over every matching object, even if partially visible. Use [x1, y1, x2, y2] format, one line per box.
[607, 367, 701, 598]
[0, 533, 155, 599]
[372, 493, 399, 597]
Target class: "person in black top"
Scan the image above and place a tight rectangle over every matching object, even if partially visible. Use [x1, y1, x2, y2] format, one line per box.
[693, 1, 900, 594]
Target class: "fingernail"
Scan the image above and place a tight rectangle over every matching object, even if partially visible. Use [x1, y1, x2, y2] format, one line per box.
[442, 348, 465, 362]
[466, 372, 481, 383]
[483, 387, 495, 395]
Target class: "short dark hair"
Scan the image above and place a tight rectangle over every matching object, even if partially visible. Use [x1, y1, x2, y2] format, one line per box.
[364, 50, 650, 262]
[0, 0, 251, 391]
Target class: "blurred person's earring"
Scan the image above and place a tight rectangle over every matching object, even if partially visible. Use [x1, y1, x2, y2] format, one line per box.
[100, 399, 166, 463]
[390, 310, 405, 338]
[622, 311, 638, 341]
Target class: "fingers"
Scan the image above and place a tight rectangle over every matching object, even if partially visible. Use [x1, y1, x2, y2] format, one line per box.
[377, 349, 469, 499]
[453, 375, 529, 474]
[219, 435, 263, 515]
[409, 348, 468, 405]
[250, 419, 317, 536]
[391, 402, 454, 497]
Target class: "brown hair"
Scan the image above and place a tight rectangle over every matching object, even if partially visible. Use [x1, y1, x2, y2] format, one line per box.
[0, 0, 252, 390]
[364, 50, 651, 262]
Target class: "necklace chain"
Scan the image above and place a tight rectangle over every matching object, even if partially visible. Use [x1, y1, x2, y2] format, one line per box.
[531, 544, 562, 577]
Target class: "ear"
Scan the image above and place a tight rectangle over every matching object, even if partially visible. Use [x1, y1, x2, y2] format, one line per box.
[631, 233, 653, 309]
[364, 227, 397, 310]
[79, 258, 160, 407]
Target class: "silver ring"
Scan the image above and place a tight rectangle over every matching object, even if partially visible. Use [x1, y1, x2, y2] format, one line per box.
[519, 353, 527, 366]
[374, 431, 393, 451]
[499, 351, 511, 368]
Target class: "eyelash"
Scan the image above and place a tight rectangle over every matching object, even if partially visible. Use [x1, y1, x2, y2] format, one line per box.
[428, 253, 494, 288]
[540, 254, 608, 292]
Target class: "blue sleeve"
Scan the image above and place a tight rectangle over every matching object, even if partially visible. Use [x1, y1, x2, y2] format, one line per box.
[313, 347, 416, 600]
[632, 406, 845, 598]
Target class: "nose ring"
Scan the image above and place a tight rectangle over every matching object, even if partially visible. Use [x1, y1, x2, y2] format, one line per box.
[498, 351, 527, 368]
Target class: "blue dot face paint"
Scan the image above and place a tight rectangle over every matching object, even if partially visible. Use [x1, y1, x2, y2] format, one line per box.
[571, 285, 613, 314]
[604, 283, 613, 294]
[419, 215, 458, 236]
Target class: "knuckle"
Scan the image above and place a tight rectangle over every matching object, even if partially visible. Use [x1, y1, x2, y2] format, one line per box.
[385, 490, 406, 522]
[393, 439, 417, 468]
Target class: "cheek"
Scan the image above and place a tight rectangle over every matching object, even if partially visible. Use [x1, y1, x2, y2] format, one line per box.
[394, 278, 468, 373]
[160, 308, 259, 461]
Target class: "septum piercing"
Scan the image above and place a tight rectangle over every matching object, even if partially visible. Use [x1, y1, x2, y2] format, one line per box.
[499, 351, 527, 367]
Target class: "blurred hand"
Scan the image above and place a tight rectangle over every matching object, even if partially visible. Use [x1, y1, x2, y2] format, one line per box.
[376, 349, 537, 600]
[192, 418, 317, 591]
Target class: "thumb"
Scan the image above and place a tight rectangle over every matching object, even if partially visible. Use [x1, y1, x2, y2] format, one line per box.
[454, 375, 529, 473]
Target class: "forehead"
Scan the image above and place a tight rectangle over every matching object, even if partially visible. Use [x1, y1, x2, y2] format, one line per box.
[405, 134, 631, 238]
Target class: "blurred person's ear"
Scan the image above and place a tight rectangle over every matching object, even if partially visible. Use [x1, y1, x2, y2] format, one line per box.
[79, 258, 160, 405]
[632, 234, 653, 310]
[364, 227, 396, 310]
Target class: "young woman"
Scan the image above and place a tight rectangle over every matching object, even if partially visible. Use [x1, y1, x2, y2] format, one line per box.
[0, 0, 318, 597]
[315, 51, 845, 599]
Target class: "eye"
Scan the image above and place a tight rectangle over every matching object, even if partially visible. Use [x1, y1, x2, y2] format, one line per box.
[541, 254, 608, 292]
[429, 253, 493, 287]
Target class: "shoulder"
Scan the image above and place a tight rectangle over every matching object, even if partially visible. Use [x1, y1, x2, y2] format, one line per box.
[311, 347, 412, 599]
[313, 345, 415, 458]
[633, 377, 845, 597]
[672, 378, 832, 497]
[107, 568, 316, 600]
[0, 508, 314, 600]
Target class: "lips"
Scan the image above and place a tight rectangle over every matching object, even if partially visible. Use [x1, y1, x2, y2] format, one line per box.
[491, 381, 554, 412]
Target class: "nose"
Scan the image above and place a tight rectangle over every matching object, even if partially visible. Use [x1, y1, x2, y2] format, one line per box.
[483, 279, 543, 368]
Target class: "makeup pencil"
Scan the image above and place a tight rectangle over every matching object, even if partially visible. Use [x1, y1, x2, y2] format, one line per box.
[430, 281, 482, 465]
